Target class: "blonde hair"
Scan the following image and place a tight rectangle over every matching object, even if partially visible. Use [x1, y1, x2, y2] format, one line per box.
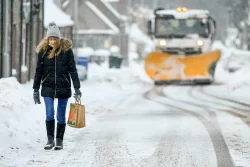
[36, 37, 62, 59]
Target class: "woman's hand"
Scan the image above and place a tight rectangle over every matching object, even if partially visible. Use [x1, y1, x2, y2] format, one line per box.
[33, 89, 41, 104]
[73, 89, 82, 101]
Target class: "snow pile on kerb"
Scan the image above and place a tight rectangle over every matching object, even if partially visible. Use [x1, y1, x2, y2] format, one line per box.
[210, 41, 250, 107]
[213, 41, 250, 89]
[87, 61, 152, 85]
[212, 40, 232, 83]
[0, 77, 43, 153]
[0, 77, 30, 111]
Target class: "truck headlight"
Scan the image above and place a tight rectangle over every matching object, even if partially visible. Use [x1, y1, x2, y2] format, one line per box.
[197, 40, 204, 46]
[159, 40, 167, 46]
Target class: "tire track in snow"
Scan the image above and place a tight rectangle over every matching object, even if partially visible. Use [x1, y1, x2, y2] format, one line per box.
[188, 86, 250, 125]
[140, 109, 194, 167]
[159, 86, 237, 167]
[188, 86, 250, 166]
[143, 88, 216, 166]
[201, 86, 250, 108]
[161, 85, 249, 123]
[189, 86, 249, 112]
[143, 86, 234, 167]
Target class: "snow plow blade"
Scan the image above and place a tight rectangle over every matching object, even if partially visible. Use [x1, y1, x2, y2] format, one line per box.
[144, 50, 221, 85]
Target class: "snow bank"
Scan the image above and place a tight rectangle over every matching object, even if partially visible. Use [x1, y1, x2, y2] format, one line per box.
[212, 40, 233, 84]
[87, 61, 152, 85]
[212, 41, 250, 90]
[210, 41, 250, 109]
[0, 77, 31, 112]
[0, 77, 43, 153]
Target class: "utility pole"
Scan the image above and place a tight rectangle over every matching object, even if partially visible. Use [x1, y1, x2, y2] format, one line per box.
[3, 0, 10, 77]
[10, 0, 14, 77]
[28, 0, 34, 81]
[19, 0, 23, 83]
[74, 0, 78, 59]
[118, 0, 129, 66]
[42, 0, 45, 37]
[36, 0, 40, 45]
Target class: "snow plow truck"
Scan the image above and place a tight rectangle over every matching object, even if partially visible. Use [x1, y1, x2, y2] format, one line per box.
[145, 7, 221, 85]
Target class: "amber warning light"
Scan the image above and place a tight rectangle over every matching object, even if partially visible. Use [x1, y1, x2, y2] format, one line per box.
[177, 7, 188, 12]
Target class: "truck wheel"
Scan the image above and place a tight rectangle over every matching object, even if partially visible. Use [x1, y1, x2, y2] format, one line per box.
[154, 81, 164, 86]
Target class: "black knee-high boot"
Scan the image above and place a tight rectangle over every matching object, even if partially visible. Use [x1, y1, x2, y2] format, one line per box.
[54, 123, 66, 150]
[44, 120, 55, 150]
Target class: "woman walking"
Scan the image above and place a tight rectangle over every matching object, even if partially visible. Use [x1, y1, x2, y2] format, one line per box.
[33, 22, 82, 150]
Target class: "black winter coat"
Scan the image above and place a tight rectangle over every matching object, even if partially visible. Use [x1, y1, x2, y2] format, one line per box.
[33, 39, 80, 98]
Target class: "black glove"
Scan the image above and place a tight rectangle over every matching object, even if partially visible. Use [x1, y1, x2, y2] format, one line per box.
[73, 89, 82, 101]
[33, 89, 41, 104]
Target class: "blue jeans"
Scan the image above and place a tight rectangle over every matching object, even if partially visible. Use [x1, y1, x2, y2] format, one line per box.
[44, 97, 69, 124]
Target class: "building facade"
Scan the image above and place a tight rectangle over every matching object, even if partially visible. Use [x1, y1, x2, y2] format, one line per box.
[0, 0, 74, 83]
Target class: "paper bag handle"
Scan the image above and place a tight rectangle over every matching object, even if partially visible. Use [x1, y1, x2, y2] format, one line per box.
[75, 96, 81, 104]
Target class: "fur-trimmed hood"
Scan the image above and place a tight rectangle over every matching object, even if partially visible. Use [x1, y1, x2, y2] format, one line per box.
[36, 38, 72, 53]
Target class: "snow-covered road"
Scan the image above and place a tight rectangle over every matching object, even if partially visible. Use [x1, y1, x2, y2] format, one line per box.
[2, 85, 250, 166]
[146, 85, 250, 167]
[1, 61, 250, 167]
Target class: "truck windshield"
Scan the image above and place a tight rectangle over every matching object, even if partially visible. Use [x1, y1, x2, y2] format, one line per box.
[155, 18, 209, 38]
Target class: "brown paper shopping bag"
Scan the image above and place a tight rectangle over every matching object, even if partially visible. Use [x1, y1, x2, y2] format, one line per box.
[67, 101, 85, 128]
